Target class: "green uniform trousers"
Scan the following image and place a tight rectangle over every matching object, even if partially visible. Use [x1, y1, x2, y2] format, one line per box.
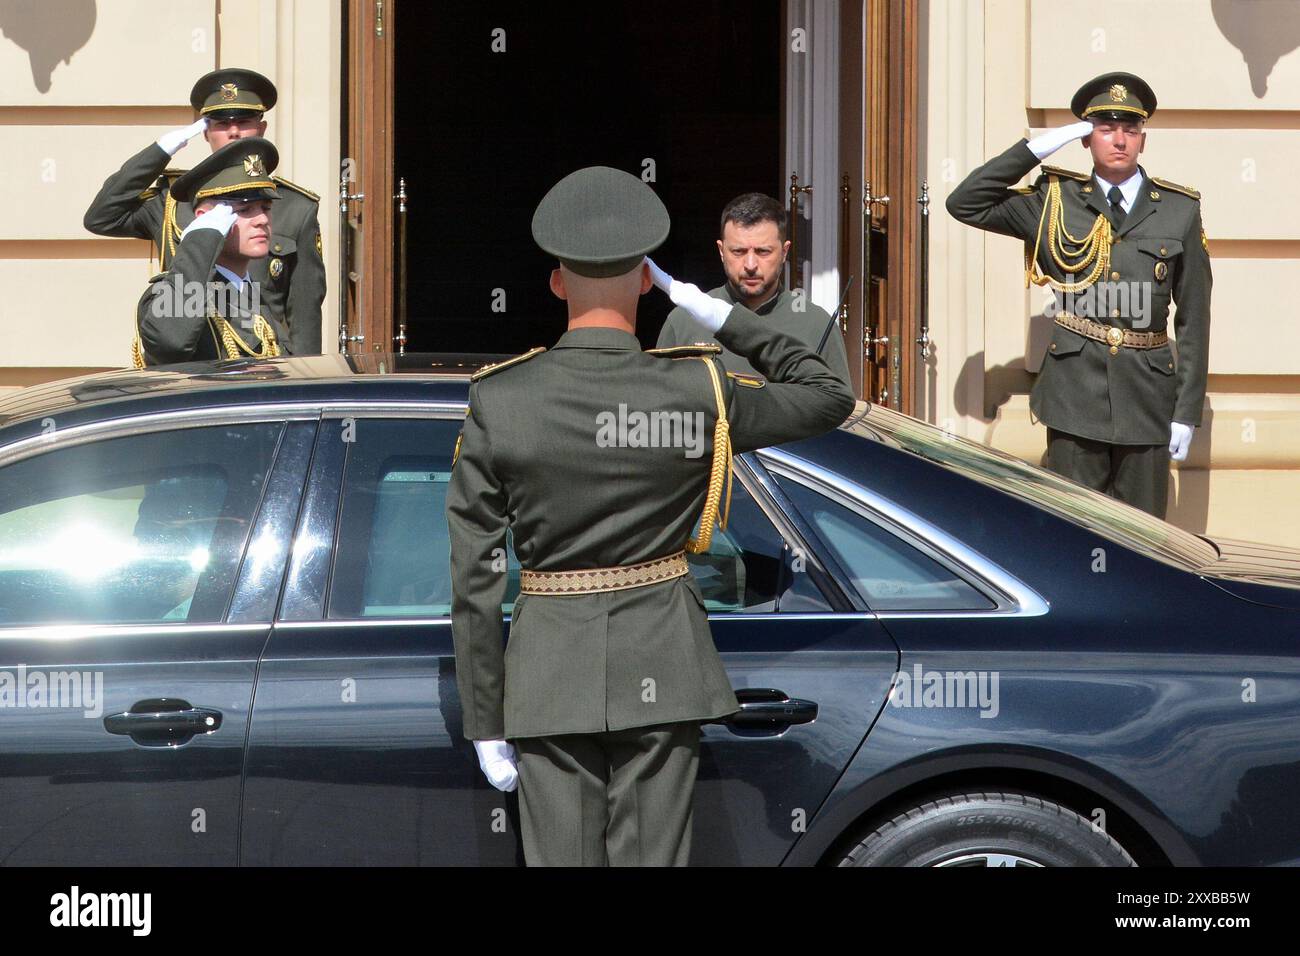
[512, 720, 701, 866]
[1046, 427, 1171, 519]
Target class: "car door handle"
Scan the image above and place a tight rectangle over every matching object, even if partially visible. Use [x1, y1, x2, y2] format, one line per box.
[103, 698, 223, 748]
[719, 688, 818, 736]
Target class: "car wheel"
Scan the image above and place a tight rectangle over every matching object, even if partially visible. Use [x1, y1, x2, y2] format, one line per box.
[836, 791, 1136, 867]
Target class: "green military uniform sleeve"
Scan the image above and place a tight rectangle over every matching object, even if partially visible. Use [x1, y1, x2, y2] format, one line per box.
[1171, 206, 1212, 427]
[284, 203, 326, 353]
[84, 142, 172, 241]
[135, 226, 225, 364]
[713, 303, 857, 452]
[446, 384, 512, 741]
[945, 138, 1046, 241]
[656, 306, 688, 348]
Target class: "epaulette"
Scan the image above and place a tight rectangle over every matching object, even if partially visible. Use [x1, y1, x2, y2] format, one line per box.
[470, 346, 546, 382]
[644, 343, 723, 358]
[272, 175, 320, 202]
[139, 168, 187, 201]
[726, 370, 765, 389]
[1040, 164, 1089, 182]
[1150, 176, 1200, 200]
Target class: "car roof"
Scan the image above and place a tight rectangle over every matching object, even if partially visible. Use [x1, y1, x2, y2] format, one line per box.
[0, 353, 508, 436]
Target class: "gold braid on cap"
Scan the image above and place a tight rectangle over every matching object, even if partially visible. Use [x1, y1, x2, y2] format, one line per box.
[686, 356, 733, 554]
[1025, 176, 1112, 293]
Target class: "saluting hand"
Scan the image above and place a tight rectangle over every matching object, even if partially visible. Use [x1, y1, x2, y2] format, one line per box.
[646, 257, 733, 334]
[1026, 120, 1095, 161]
[157, 118, 209, 157]
[180, 201, 238, 240]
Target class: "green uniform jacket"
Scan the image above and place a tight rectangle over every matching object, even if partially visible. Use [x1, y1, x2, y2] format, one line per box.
[134, 226, 293, 365]
[945, 139, 1212, 445]
[85, 142, 326, 354]
[448, 305, 857, 740]
[657, 282, 853, 386]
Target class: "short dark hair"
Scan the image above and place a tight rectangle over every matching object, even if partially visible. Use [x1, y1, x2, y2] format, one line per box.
[720, 192, 786, 242]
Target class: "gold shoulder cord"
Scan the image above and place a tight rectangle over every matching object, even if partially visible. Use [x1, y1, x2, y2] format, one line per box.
[131, 195, 185, 368]
[1025, 177, 1111, 293]
[685, 355, 733, 555]
[213, 314, 281, 359]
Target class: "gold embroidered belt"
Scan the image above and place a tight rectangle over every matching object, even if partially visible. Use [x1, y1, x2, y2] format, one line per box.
[519, 550, 690, 595]
[1054, 312, 1167, 351]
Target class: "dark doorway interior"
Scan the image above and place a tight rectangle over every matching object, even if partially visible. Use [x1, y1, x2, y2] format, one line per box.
[394, 0, 782, 354]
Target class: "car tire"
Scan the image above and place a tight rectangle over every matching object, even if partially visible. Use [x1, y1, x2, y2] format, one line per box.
[836, 791, 1136, 867]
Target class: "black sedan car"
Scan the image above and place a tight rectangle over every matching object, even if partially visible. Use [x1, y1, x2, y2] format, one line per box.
[1, 354, 1297, 866]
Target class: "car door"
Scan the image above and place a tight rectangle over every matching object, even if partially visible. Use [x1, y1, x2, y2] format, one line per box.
[241, 411, 523, 865]
[688, 454, 899, 865]
[0, 413, 313, 865]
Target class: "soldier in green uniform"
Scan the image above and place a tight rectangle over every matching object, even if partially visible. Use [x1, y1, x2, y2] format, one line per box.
[85, 67, 325, 357]
[447, 166, 856, 866]
[134, 138, 292, 365]
[657, 192, 852, 386]
[946, 72, 1212, 518]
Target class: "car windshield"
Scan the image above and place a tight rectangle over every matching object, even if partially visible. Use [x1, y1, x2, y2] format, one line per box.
[841, 402, 1219, 570]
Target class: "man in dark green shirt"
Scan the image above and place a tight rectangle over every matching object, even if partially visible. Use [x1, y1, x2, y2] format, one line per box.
[656, 192, 852, 385]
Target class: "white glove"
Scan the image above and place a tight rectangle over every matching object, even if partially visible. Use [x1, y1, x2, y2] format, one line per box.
[1027, 120, 1095, 161]
[473, 739, 518, 792]
[156, 118, 209, 157]
[1169, 422, 1193, 462]
[180, 202, 238, 240]
[647, 257, 733, 334]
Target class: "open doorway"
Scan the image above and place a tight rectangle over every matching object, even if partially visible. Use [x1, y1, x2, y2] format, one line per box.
[390, 0, 783, 354]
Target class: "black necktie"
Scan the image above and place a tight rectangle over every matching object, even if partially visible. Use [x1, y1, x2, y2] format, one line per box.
[1107, 185, 1126, 229]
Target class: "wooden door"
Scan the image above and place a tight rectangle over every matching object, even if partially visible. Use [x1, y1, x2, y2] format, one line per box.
[342, 0, 396, 355]
[860, 0, 921, 412]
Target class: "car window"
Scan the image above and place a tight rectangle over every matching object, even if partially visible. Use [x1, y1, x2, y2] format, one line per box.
[324, 418, 827, 618]
[688, 476, 831, 613]
[777, 474, 995, 612]
[327, 418, 521, 619]
[0, 423, 283, 626]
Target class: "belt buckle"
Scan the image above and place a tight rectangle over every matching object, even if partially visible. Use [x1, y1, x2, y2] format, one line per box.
[1105, 326, 1124, 355]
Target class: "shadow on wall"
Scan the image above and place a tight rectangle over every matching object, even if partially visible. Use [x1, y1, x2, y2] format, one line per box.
[1213, 0, 1300, 98]
[0, 0, 96, 94]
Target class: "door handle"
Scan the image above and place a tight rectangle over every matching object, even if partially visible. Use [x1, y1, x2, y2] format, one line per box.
[103, 698, 222, 748]
[718, 688, 818, 737]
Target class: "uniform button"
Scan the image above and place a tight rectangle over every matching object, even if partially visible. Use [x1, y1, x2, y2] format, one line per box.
[1049, 343, 1057, 350]
[1159, 246, 1167, 255]
[1110, 271, 1120, 280]
[273, 243, 282, 253]
[1168, 362, 1174, 369]
[1112, 309, 1120, 318]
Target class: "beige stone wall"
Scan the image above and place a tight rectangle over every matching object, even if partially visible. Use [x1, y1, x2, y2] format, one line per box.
[925, 0, 1300, 547]
[0, 0, 341, 374]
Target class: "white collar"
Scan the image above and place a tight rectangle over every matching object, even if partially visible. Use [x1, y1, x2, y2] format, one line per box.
[1093, 167, 1144, 213]
[214, 263, 249, 289]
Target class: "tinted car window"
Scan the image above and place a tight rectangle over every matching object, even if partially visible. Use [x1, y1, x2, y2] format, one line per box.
[777, 474, 994, 611]
[327, 418, 522, 619]
[325, 418, 825, 618]
[687, 476, 830, 613]
[0, 423, 283, 626]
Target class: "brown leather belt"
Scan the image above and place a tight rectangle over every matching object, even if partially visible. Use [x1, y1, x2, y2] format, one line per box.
[519, 550, 690, 595]
[1054, 312, 1167, 352]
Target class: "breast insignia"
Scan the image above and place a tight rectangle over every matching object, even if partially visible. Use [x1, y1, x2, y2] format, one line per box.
[1150, 176, 1200, 200]
[470, 346, 547, 381]
[645, 342, 723, 358]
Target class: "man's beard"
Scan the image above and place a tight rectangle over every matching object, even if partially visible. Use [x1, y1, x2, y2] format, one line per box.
[726, 272, 780, 304]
